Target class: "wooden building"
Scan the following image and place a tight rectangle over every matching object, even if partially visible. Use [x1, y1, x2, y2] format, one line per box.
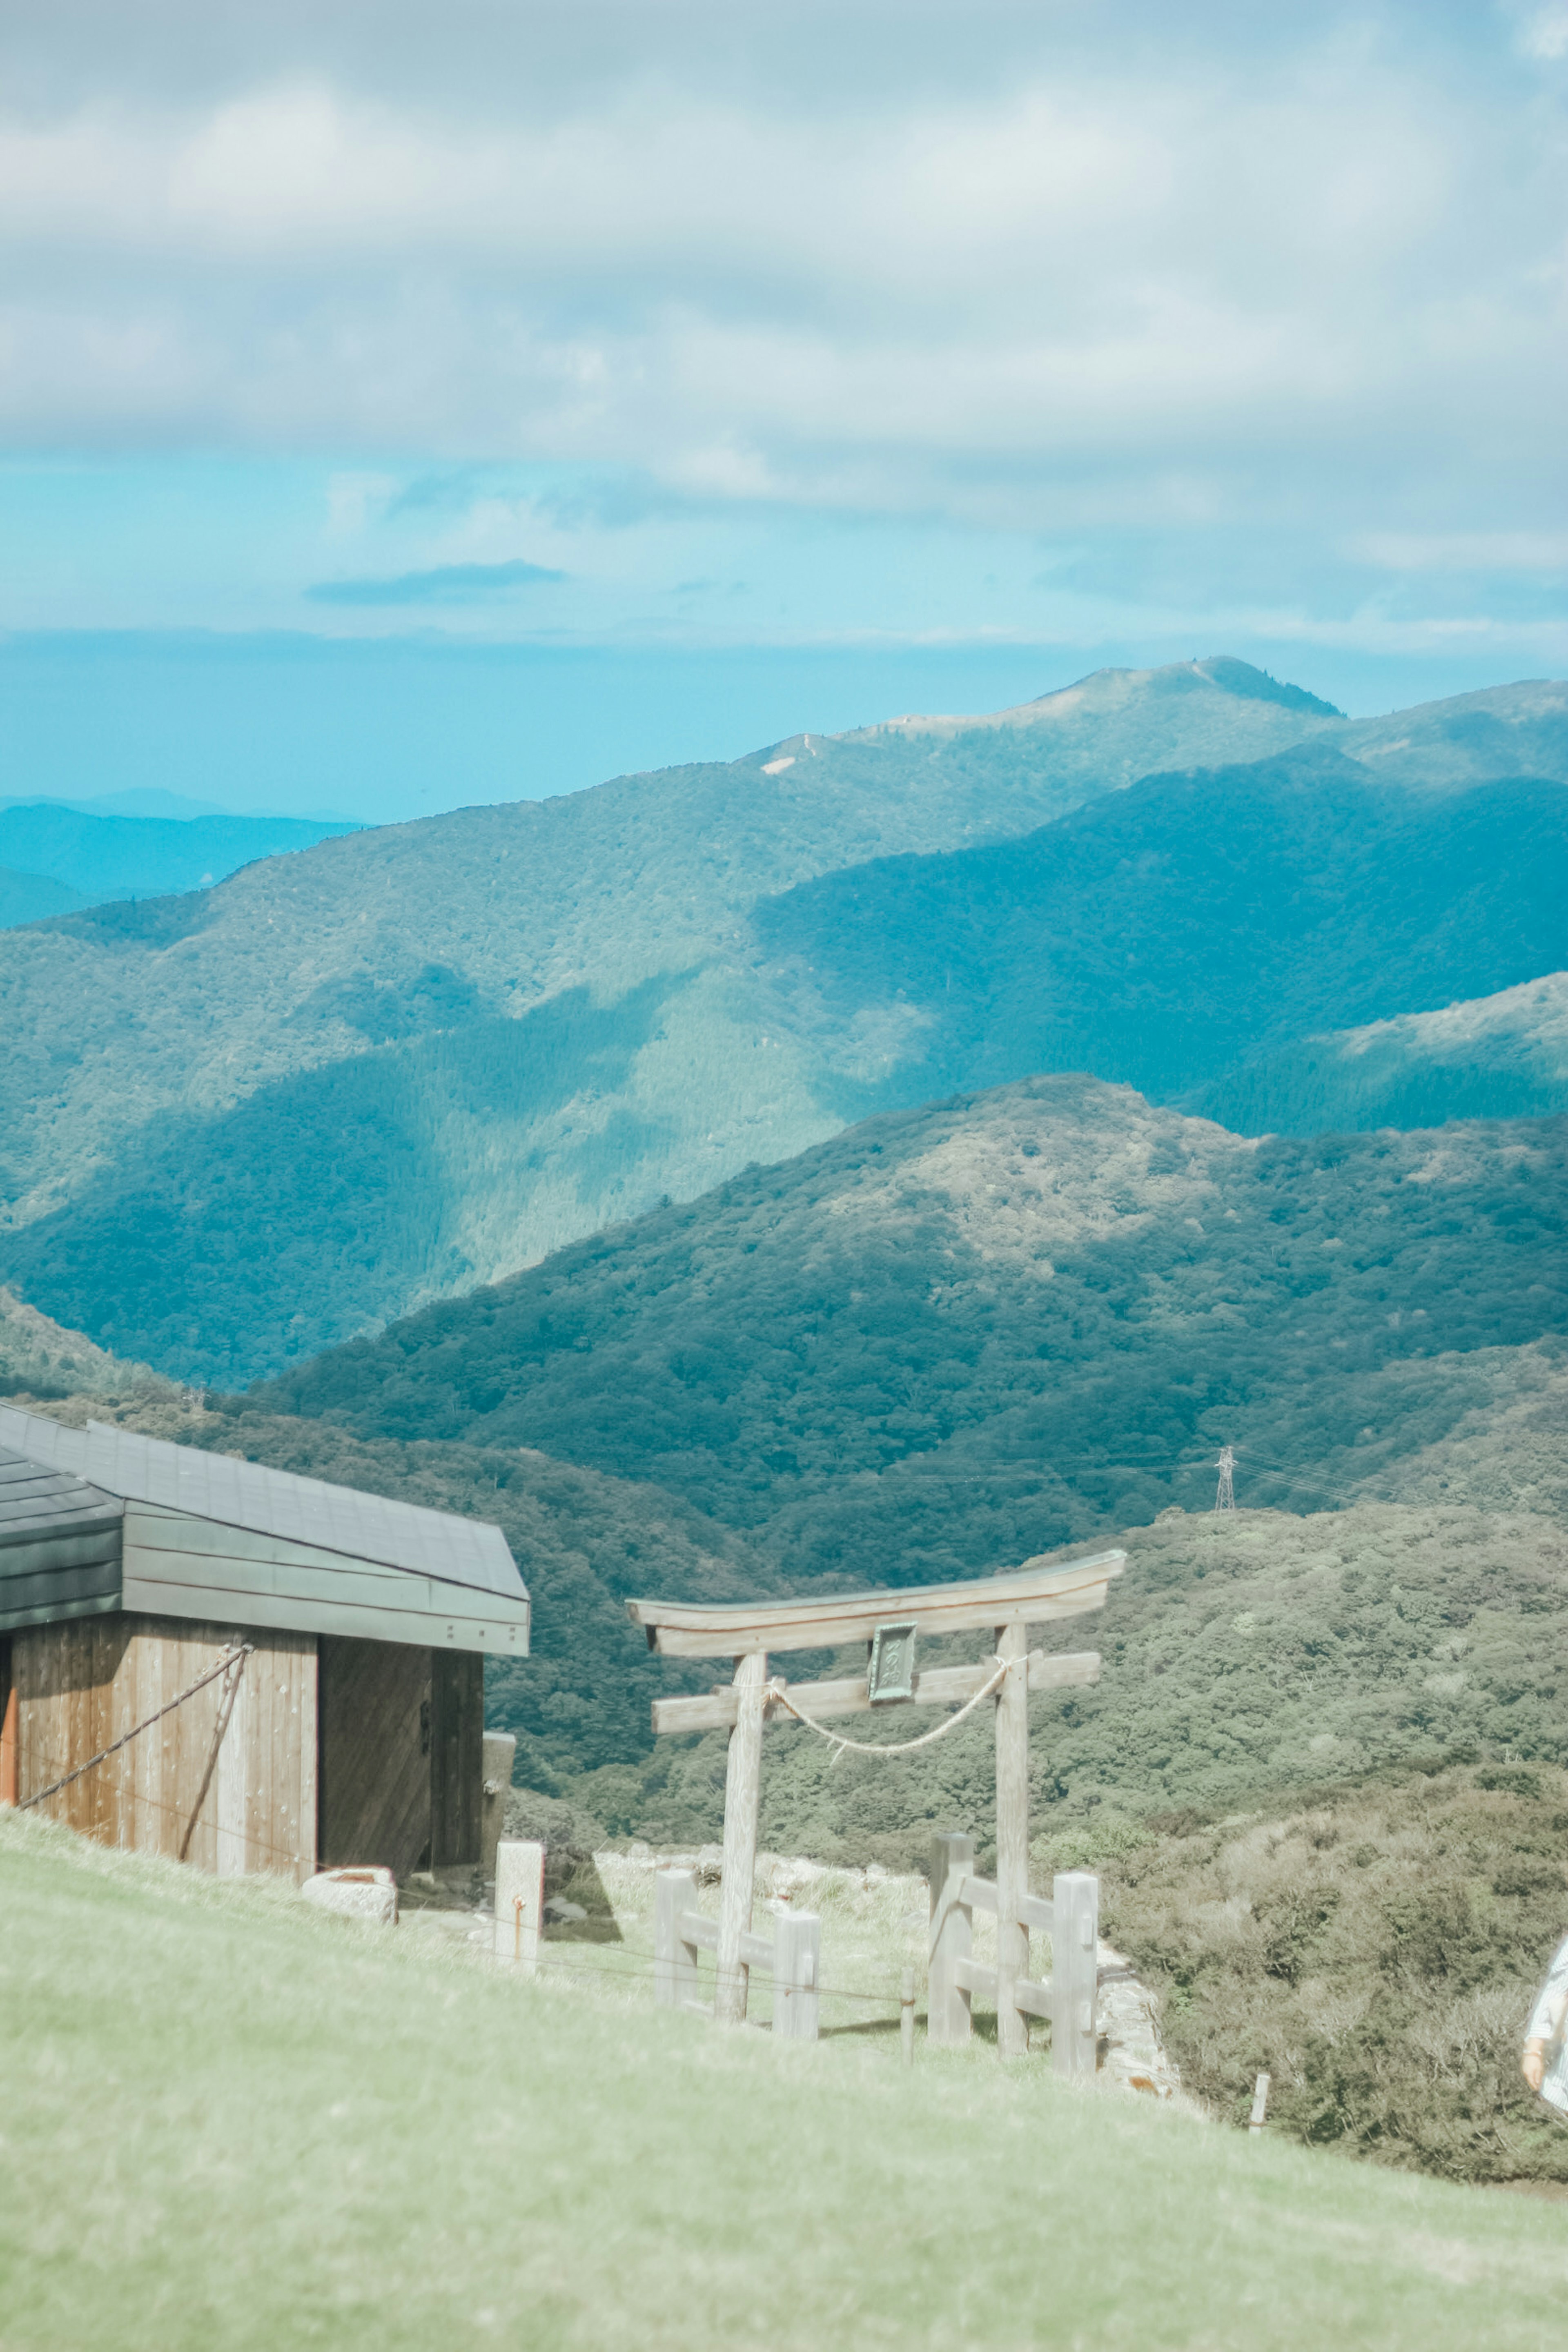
[0, 1403, 529, 1882]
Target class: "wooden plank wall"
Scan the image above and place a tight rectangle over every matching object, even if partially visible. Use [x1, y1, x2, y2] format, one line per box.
[317, 1636, 433, 1877]
[10, 1615, 317, 1881]
[0, 1637, 17, 1806]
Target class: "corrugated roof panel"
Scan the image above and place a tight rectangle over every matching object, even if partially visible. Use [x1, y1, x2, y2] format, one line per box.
[0, 1405, 525, 1604]
[0, 1443, 124, 1546]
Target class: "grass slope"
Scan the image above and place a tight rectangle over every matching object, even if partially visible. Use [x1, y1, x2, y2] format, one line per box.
[7, 1810, 1568, 2352]
[2, 668, 1561, 1381]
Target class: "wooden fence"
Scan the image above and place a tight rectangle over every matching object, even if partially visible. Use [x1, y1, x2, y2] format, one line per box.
[654, 1867, 822, 2040]
[930, 1833, 1100, 2073]
[499, 1833, 1104, 2073]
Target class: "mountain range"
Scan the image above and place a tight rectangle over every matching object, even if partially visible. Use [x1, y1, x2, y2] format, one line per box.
[0, 802, 356, 929]
[1, 657, 1563, 1385]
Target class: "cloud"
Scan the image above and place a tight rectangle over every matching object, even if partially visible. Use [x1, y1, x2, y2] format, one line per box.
[0, 0, 1563, 681]
[1353, 531, 1568, 574]
[0, 13, 1558, 535]
[305, 557, 565, 605]
[1513, 7, 1568, 60]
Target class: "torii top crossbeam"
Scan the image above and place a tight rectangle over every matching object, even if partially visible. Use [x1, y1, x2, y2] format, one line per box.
[626, 1550, 1125, 1657]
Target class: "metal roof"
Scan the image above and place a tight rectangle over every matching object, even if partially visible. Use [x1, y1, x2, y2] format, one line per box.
[0, 1443, 123, 1548]
[0, 1404, 524, 1605]
[0, 1440, 125, 1634]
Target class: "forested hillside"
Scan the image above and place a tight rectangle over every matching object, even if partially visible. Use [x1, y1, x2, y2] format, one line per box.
[746, 751, 1568, 1123]
[1, 664, 1563, 1382]
[0, 1287, 174, 1403]
[1199, 972, 1568, 1135]
[260, 1074, 1568, 1578]
[615, 1503, 1568, 1864]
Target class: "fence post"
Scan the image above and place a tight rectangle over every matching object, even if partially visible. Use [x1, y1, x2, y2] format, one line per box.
[655, 1867, 701, 2009]
[495, 1838, 544, 1976]
[1051, 1870, 1098, 2078]
[928, 1831, 975, 2046]
[772, 1909, 820, 2042]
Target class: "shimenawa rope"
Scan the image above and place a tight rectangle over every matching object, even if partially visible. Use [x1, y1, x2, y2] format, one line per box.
[764, 1653, 1011, 1762]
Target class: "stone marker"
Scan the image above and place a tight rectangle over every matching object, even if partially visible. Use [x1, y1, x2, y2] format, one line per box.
[302, 1866, 398, 1927]
[495, 1838, 545, 1973]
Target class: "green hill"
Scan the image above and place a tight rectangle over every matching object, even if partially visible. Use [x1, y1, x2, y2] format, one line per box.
[0, 1285, 175, 1403]
[1196, 971, 1568, 1135]
[0, 862, 84, 927]
[746, 753, 1568, 1124]
[12, 1811, 1568, 2349]
[258, 1075, 1568, 1580]
[2, 665, 1562, 1383]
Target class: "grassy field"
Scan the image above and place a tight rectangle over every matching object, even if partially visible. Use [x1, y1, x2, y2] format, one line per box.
[7, 1813, 1568, 2350]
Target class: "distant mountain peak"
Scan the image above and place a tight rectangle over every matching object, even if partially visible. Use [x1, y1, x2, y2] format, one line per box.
[834, 655, 1345, 746]
[1189, 657, 1345, 717]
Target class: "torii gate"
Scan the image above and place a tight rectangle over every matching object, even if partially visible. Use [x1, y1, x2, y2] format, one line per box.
[628, 1549, 1124, 2051]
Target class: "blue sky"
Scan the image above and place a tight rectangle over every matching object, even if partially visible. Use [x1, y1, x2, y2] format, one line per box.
[0, 2, 1564, 820]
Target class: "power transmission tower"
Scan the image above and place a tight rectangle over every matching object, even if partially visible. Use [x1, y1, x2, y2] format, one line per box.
[1214, 1446, 1236, 1512]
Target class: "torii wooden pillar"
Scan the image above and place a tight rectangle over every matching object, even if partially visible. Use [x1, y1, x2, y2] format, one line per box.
[628, 1550, 1125, 2037]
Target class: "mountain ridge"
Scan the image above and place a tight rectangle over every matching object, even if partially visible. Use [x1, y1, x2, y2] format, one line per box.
[2, 661, 1562, 1383]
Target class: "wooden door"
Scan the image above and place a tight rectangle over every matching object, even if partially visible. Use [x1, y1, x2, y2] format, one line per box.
[430, 1649, 483, 1869]
[317, 1636, 432, 1876]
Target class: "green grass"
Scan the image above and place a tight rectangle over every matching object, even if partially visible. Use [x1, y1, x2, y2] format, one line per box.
[7, 1814, 1568, 2350]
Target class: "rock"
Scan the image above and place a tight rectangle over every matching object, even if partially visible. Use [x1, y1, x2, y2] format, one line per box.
[543, 1897, 588, 1924]
[301, 1867, 397, 1927]
[1095, 1939, 1200, 2109]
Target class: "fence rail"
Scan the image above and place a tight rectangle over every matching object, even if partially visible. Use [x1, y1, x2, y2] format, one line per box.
[930, 1834, 1102, 2074]
[655, 1867, 821, 2040]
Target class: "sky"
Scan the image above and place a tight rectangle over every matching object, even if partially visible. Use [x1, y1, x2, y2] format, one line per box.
[0, 1, 1565, 821]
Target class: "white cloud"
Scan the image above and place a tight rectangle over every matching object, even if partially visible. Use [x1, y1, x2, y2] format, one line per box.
[1516, 7, 1568, 60]
[0, 0, 1561, 672]
[1354, 531, 1568, 573]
